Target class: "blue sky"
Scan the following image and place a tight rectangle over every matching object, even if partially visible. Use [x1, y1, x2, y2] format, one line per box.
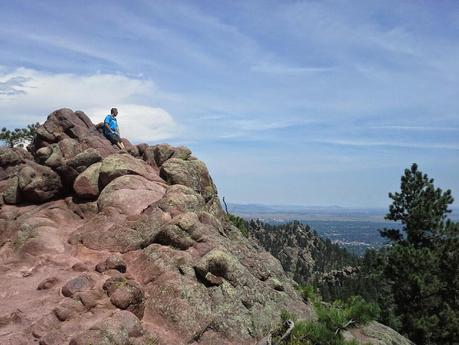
[1, 0, 458, 208]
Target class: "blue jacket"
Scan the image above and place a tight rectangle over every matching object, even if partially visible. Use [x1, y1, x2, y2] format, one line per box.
[104, 114, 119, 135]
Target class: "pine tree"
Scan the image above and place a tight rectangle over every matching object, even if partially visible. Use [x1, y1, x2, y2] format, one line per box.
[0, 122, 40, 148]
[380, 163, 459, 345]
[380, 163, 454, 247]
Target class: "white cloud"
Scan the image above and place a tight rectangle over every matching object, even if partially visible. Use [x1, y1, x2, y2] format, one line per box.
[0, 67, 178, 143]
[251, 62, 334, 75]
[0, 76, 30, 95]
[311, 139, 459, 151]
[87, 104, 179, 142]
[370, 125, 459, 132]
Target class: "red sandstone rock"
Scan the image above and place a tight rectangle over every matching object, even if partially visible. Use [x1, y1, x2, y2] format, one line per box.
[73, 162, 102, 199]
[98, 175, 166, 216]
[98, 153, 162, 188]
[18, 161, 63, 203]
[61, 275, 94, 297]
[37, 277, 59, 290]
[95, 255, 127, 273]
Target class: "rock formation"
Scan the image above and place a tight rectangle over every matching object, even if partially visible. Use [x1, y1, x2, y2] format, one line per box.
[0, 108, 313, 345]
[248, 220, 359, 283]
[0, 108, 413, 345]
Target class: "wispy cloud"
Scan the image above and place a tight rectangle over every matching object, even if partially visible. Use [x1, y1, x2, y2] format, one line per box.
[1, 0, 459, 207]
[370, 125, 459, 131]
[251, 62, 335, 75]
[311, 139, 459, 151]
[0, 67, 178, 142]
[0, 76, 30, 95]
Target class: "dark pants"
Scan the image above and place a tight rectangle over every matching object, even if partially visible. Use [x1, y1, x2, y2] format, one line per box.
[104, 130, 121, 145]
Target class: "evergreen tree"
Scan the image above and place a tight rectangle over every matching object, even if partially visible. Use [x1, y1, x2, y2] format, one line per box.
[380, 163, 459, 345]
[0, 122, 39, 148]
[380, 163, 454, 247]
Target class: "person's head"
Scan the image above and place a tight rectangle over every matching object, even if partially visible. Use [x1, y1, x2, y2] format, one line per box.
[111, 108, 118, 117]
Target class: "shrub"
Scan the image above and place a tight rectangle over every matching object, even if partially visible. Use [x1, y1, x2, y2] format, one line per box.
[275, 295, 378, 344]
[297, 283, 316, 302]
[226, 213, 249, 237]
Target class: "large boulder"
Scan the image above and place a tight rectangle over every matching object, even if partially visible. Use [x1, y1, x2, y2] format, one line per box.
[141, 146, 159, 169]
[1, 176, 21, 204]
[58, 138, 83, 159]
[152, 144, 176, 166]
[41, 143, 64, 169]
[95, 255, 127, 273]
[103, 276, 145, 318]
[69, 310, 143, 345]
[17, 161, 63, 203]
[73, 162, 102, 199]
[194, 249, 240, 286]
[143, 144, 191, 167]
[160, 158, 218, 202]
[0, 147, 32, 168]
[342, 321, 415, 345]
[55, 164, 79, 191]
[66, 148, 102, 171]
[157, 184, 205, 215]
[31, 108, 118, 158]
[152, 212, 206, 250]
[61, 275, 95, 298]
[0, 148, 32, 185]
[98, 175, 166, 216]
[99, 153, 162, 188]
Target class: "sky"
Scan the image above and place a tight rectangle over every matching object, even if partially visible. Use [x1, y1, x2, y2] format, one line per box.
[1, 0, 458, 208]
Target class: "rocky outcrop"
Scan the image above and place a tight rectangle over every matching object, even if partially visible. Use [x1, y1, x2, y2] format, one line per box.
[249, 220, 359, 283]
[0, 108, 314, 345]
[18, 161, 63, 203]
[343, 321, 414, 345]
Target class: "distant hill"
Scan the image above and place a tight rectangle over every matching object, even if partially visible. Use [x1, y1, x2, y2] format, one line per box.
[227, 202, 459, 222]
[228, 203, 389, 222]
[229, 202, 457, 256]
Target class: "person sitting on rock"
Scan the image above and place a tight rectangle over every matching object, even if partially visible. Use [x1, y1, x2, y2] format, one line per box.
[103, 108, 126, 150]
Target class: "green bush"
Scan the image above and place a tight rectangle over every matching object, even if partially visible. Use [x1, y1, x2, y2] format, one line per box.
[316, 296, 380, 331]
[278, 319, 362, 345]
[276, 295, 378, 345]
[345, 296, 380, 324]
[292, 321, 345, 345]
[297, 284, 316, 302]
[226, 213, 249, 237]
[280, 309, 297, 323]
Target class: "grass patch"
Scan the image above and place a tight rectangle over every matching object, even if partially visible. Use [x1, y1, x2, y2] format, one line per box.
[297, 284, 317, 303]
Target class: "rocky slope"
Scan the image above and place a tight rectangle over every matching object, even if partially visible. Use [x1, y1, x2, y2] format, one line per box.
[248, 220, 359, 284]
[0, 108, 413, 345]
[0, 108, 313, 345]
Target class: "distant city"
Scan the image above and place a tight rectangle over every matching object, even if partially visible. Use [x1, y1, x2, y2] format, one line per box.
[228, 202, 458, 256]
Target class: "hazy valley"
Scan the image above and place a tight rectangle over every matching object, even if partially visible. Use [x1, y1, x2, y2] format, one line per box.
[230, 203, 458, 256]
